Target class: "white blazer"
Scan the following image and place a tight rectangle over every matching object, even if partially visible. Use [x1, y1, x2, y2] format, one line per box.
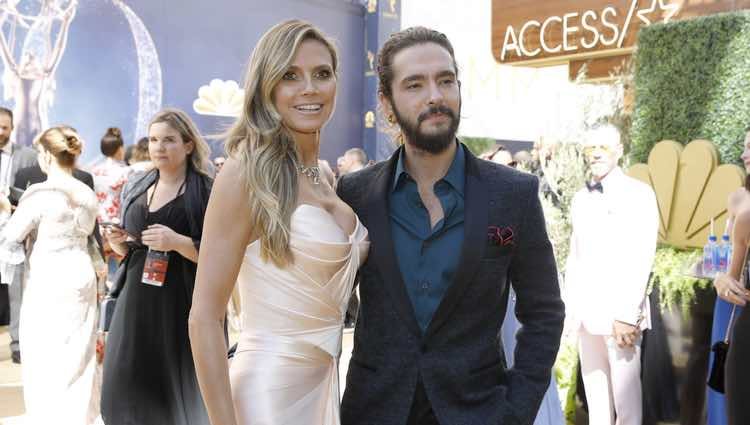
[564, 167, 659, 335]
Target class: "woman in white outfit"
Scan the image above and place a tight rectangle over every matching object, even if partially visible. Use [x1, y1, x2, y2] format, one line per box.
[0, 126, 103, 424]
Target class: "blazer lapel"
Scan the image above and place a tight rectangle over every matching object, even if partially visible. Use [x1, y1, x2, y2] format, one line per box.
[366, 148, 422, 338]
[424, 147, 488, 340]
[9, 144, 21, 178]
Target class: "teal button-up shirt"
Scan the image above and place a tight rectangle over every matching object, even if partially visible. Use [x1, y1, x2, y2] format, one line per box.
[389, 143, 465, 332]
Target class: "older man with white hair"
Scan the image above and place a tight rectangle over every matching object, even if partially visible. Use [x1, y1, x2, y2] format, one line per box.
[564, 124, 659, 425]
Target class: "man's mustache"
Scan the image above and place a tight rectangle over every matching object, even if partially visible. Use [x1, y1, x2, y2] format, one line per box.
[417, 106, 455, 124]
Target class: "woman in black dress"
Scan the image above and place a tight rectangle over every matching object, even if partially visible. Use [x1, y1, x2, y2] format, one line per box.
[100, 108, 212, 425]
[714, 129, 750, 425]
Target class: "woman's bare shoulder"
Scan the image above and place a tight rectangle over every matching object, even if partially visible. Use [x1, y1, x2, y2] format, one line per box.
[729, 188, 750, 214]
[212, 157, 247, 196]
[733, 204, 750, 237]
[203, 157, 255, 244]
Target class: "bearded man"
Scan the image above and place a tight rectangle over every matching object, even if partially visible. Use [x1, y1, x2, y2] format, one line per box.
[337, 27, 565, 425]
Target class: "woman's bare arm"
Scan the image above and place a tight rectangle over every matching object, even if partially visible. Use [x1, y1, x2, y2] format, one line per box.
[189, 158, 253, 425]
[715, 207, 750, 305]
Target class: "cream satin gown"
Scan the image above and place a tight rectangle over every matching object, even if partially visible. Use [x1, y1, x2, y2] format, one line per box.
[230, 204, 369, 425]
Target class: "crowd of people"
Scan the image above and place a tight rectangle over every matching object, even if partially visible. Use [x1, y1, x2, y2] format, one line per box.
[0, 19, 746, 425]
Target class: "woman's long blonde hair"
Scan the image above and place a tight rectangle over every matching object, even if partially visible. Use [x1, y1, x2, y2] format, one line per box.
[225, 20, 338, 267]
[150, 108, 211, 176]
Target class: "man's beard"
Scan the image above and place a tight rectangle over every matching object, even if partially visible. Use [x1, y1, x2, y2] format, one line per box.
[0, 135, 9, 149]
[392, 102, 460, 155]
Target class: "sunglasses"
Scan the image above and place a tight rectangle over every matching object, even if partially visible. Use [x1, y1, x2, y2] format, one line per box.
[582, 145, 615, 156]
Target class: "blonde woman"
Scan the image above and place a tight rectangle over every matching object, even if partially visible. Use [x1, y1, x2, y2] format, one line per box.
[0, 126, 102, 424]
[189, 21, 369, 425]
[101, 108, 213, 425]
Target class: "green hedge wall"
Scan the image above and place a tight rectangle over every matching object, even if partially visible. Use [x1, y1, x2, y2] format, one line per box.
[630, 11, 750, 166]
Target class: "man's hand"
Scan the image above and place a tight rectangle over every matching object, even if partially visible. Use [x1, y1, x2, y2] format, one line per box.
[0, 194, 10, 213]
[612, 320, 639, 348]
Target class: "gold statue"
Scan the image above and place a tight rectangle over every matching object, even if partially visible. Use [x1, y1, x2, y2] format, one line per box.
[0, 0, 78, 146]
[367, 51, 375, 72]
[364, 111, 375, 128]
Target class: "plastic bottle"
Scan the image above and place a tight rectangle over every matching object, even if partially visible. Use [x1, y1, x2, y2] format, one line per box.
[703, 235, 718, 276]
[718, 234, 731, 274]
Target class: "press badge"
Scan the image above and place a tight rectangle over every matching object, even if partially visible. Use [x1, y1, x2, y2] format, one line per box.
[142, 249, 169, 287]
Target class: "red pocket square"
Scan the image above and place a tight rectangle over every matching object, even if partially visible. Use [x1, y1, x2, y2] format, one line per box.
[488, 226, 514, 246]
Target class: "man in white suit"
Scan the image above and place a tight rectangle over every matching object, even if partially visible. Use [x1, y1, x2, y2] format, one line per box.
[565, 124, 659, 425]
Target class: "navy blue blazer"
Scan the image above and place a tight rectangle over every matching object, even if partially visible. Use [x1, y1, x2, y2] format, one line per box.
[337, 144, 565, 425]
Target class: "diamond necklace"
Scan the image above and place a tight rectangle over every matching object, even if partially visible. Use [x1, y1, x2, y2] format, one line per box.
[298, 164, 321, 185]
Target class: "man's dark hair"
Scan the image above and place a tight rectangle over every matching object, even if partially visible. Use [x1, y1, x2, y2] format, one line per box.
[0, 107, 13, 126]
[124, 144, 135, 165]
[377, 26, 458, 102]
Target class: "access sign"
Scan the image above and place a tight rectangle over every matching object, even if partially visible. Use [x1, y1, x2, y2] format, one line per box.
[492, 0, 750, 65]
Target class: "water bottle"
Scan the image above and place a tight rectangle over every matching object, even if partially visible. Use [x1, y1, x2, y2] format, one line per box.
[703, 235, 718, 276]
[718, 234, 731, 274]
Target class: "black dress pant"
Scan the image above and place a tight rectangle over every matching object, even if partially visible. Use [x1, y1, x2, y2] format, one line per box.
[407, 377, 440, 425]
[0, 282, 8, 325]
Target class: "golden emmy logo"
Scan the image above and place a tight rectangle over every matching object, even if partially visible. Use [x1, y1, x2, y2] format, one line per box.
[367, 51, 375, 72]
[364, 111, 375, 128]
[389, 0, 397, 14]
[367, 0, 377, 13]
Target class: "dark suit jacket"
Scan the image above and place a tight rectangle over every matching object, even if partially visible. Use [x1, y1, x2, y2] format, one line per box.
[8, 144, 38, 179]
[14, 165, 102, 255]
[337, 144, 565, 425]
[13, 165, 94, 191]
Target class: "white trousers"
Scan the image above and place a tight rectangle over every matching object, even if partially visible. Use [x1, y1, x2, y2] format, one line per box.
[578, 328, 642, 425]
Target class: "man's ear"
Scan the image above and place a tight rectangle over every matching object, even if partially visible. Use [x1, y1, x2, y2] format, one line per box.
[378, 92, 393, 121]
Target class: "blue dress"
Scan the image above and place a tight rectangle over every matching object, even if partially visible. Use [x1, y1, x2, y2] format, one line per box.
[707, 298, 739, 425]
[502, 289, 565, 425]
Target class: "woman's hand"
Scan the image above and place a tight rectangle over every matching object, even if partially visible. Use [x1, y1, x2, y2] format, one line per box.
[104, 224, 132, 257]
[714, 272, 750, 306]
[141, 224, 180, 252]
[104, 226, 130, 246]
